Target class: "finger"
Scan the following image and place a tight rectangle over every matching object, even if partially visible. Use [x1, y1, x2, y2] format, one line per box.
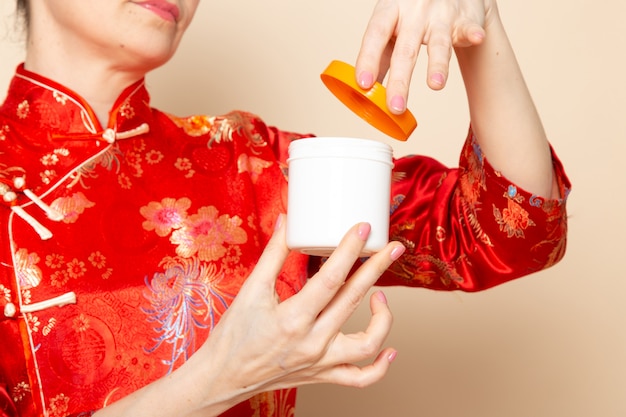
[317, 241, 403, 331]
[285, 222, 371, 317]
[454, 21, 486, 46]
[424, 23, 454, 90]
[310, 347, 398, 388]
[244, 214, 290, 290]
[354, 1, 399, 89]
[322, 289, 394, 365]
[384, 29, 423, 114]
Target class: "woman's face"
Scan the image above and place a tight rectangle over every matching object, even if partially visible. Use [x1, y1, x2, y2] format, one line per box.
[28, 0, 200, 71]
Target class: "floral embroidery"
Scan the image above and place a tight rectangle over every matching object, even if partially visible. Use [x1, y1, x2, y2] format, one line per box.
[118, 172, 132, 189]
[0, 284, 10, 303]
[50, 192, 95, 224]
[237, 153, 273, 183]
[168, 114, 213, 137]
[145, 149, 164, 164]
[88, 251, 107, 269]
[174, 157, 195, 178]
[52, 91, 68, 105]
[50, 270, 69, 288]
[47, 393, 70, 417]
[390, 194, 405, 214]
[143, 257, 233, 371]
[16, 100, 29, 119]
[72, 313, 91, 333]
[11, 381, 30, 403]
[14, 248, 42, 289]
[0, 124, 10, 141]
[493, 198, 536, 238]
[101, 268, 113, 280]
[435, 226, 447, 242]
[175, 157, 192, 170]
[45, 254, 65, 268]
[140, 197, 191, 237]
[119, 101, 135, 119]
[40, 169, 57, 185]
[171, 206, 247, 262]
[26, 313, 40, 332]
[67, 258, 87, 279]
[41, 153, 59, 166]
[42, 318, 57, 336]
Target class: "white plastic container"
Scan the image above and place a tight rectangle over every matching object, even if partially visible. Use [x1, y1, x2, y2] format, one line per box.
[286, 137, 393, 256]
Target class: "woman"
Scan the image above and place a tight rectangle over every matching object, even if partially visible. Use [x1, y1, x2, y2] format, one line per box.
[0, 0, 570, 416]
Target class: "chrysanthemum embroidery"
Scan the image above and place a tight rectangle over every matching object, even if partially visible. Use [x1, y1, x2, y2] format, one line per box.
[171, 206, 247, 262]
[493, 198, 535, 238]
[140, 197, 191, 237]
[46, 393, 70, 417]
[143, 258, 232, 371]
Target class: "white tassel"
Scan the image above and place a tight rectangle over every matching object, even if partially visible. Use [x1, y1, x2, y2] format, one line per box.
[20, 292, 77, 314]
[23, 189, 64, 221]
[116, 123, 150, 139]
[11, 205, 53, 240]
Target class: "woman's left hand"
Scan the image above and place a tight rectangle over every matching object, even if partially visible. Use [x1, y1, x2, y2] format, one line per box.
[355, 0, 494, 113]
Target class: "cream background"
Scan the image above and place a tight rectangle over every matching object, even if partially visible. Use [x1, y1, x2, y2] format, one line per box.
[1, 1, 625, 416]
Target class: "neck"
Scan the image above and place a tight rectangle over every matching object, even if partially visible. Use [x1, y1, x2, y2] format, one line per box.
[24, 42, 146, 129]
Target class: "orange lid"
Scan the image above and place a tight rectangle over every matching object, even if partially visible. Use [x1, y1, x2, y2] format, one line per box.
[320, 60, 417, 141]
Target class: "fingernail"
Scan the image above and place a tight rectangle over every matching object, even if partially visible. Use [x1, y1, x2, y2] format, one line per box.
[358, 71, 374, 89]
[430, 73, 445, 87]
[473, 31, 485, 41]
[387, 350, 398, 363]
[390, 95, 405, 113]
[375, 290, 388, 304]
[274, 213, 284, 232]
[357, 222, 371, 241]
[390, 244, 405, 261]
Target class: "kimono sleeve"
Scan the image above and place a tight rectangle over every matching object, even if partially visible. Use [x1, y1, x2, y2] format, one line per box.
[377, 128, 571, 291]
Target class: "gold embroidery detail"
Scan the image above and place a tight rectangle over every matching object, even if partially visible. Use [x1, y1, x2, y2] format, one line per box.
[16, 100, 29, 119]
[15, 248, 42, 289]
[237, 153, 273, 183]
[50, 192, 96, 223]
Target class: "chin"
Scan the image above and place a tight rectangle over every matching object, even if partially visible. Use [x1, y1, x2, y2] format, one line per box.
[119, 44, 179, 73]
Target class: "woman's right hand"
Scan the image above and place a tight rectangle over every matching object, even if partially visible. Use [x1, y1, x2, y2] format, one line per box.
[188, 215, 404, 414]
[94, 216, 404, 416]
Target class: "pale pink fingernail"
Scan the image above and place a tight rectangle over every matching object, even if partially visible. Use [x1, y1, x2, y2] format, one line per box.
[375, 290, 388, 304]
[357, 222, 371, 240]
[430, 73, 445, 87]
[390, 95, 405, 113]
[390, 244, 405, 261]
[358, 71, 374, 89]
[274, 213, 284, 232]
[388, 350, 398, 363]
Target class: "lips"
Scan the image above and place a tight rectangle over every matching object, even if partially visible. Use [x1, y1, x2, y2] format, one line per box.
[136, 0, 180, 22]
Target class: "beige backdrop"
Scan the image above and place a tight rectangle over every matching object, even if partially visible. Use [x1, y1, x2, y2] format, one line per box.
[1, 1, 625, 416]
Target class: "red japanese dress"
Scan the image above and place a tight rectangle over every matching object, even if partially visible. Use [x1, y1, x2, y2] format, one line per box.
[0, 65, 570, 417]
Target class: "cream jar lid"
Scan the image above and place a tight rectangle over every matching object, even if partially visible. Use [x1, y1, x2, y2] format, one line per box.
[320, 60, 417, 141]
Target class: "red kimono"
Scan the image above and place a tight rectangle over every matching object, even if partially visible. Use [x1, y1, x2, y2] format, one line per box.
[0, 65, 570, 417]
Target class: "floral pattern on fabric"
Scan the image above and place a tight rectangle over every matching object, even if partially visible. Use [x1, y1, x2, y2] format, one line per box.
[0, 65, 569, 417]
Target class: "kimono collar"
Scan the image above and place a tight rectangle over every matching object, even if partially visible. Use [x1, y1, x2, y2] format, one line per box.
[1, 63, 152, 146]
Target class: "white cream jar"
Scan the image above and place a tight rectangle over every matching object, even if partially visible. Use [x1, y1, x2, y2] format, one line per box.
[286, 137, 393, 257]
